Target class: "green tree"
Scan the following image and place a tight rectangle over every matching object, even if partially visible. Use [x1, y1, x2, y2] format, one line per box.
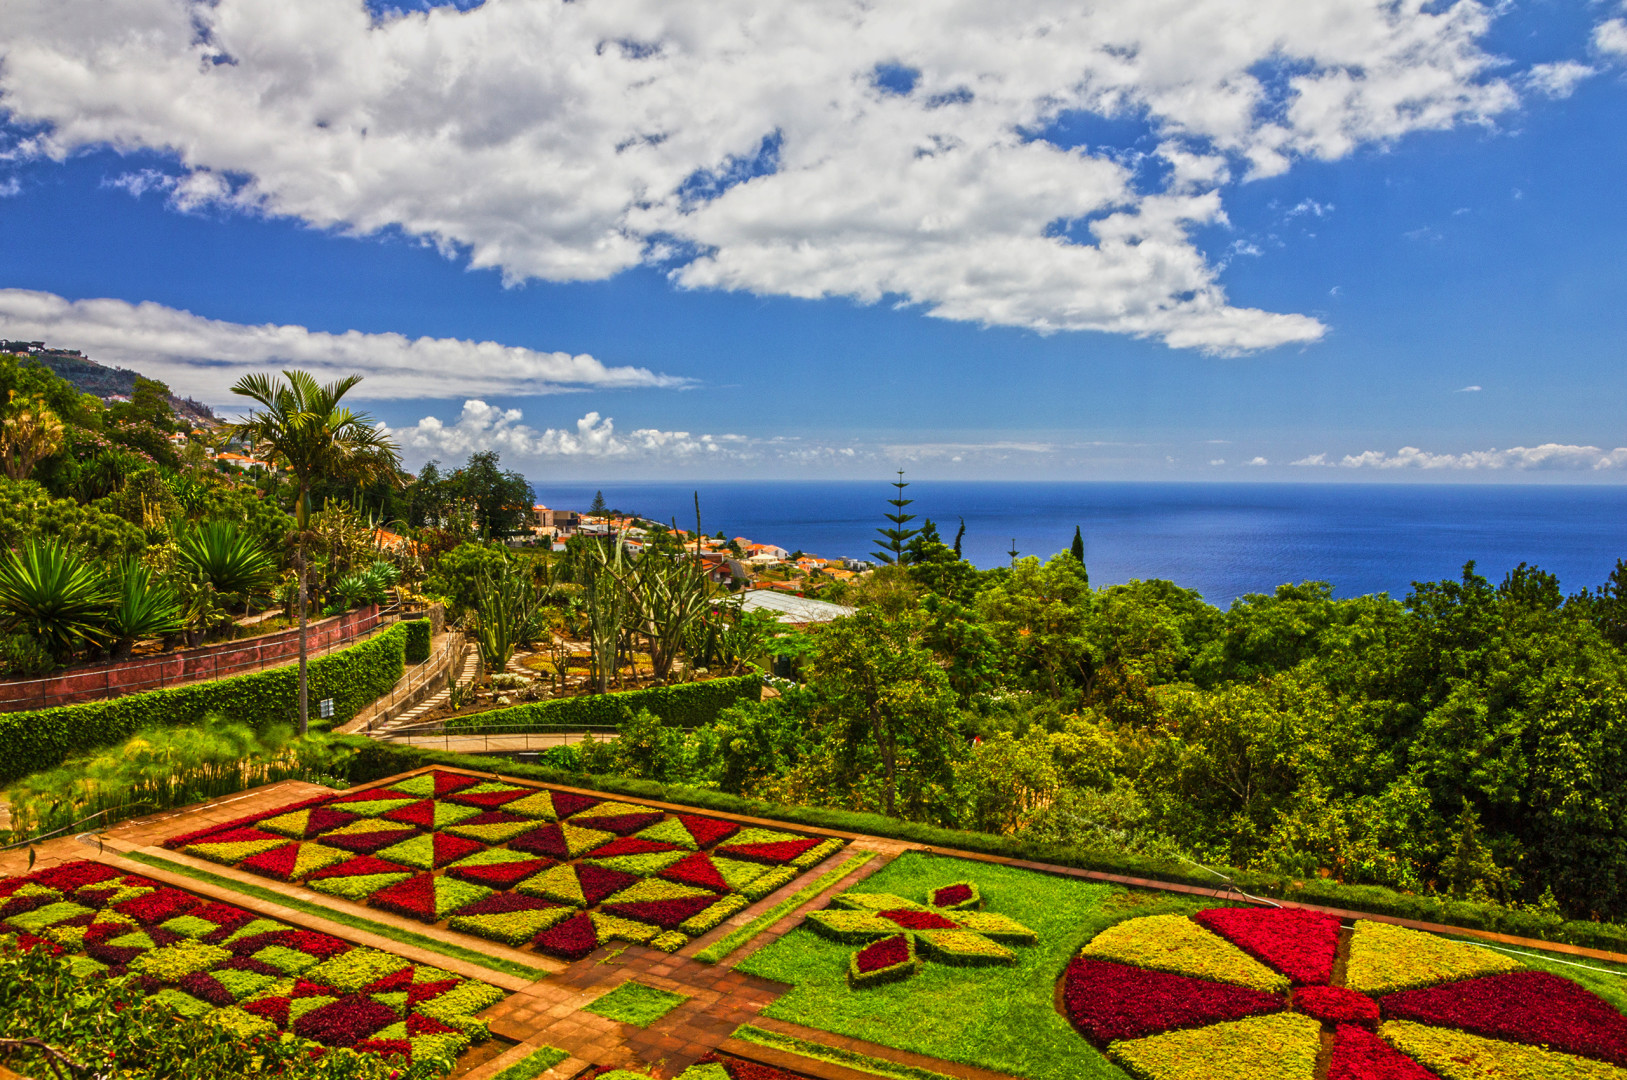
[450, 449, 533, 540]
[228, 370, 403, 734]
[1071, 525, 1086, 568]
[872, 470, 919, 565]
[0, 390, 65, 481]
[589, 489, 608, 516]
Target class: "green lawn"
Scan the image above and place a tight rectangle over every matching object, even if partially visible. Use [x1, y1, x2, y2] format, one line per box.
[583, 980, 689, 1026]
[736, 852, 1160, 1080]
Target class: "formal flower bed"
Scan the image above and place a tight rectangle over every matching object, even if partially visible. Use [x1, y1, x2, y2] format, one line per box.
[803, 884, 1036, 987]
[1061, 904, 1627, 1080]
[0, 860, 503, 1069]
[161, 770, 846, 961]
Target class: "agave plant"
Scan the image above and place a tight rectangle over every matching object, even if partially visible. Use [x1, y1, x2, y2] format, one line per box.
[105, 559, 184, 657]
[177, 519, 278, 604]
[0, 539, 112, 658]
[328, 559, 400, 611]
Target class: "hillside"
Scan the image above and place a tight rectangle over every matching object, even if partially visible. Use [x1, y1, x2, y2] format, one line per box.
[17, 349, 217, 426]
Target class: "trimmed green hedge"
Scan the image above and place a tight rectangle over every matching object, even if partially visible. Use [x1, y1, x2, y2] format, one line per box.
[443, 674, 761, 732]
[0, 623, 409, 784]
[402, 618, 432, 665]
[340, 736, 1627, 957]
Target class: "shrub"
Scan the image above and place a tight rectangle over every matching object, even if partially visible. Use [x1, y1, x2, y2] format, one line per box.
[403, 618, 432, 664]
[443, 675, 761, 733]
[0, 621, 408, 783]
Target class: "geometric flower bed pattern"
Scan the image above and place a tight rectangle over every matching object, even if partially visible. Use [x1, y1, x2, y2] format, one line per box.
[802, 881, 1037, 987]
[161, 770, 845, 961]
[0, 860, 504, 1070]
[1062, 904, 1627, 1080]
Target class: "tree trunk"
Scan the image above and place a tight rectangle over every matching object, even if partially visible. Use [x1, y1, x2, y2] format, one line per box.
[297, 532, 309, 737]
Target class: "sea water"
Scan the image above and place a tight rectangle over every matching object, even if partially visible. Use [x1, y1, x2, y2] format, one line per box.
[526, 481, 1627, 606]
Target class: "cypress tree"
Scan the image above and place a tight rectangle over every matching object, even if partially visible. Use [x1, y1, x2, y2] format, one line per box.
[1071, 525, 1085, 562]
[952, 517, 966, 560]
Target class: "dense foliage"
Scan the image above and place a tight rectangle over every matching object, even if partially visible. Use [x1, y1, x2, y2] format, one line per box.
[527, 539, 1627, 923]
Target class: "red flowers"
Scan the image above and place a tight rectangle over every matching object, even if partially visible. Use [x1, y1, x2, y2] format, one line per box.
[855, 934, 911, 974]
[533, 911, 599, 961]
[1295, 986, 1379, 1026]
[291, 996, 397, 1047]
[674, 814, 739, 848]
[1062, 956, 1283, 1044]
[116, 888, 201, 925]
[878, 909, 958, 931]
[1327, 1024, 1438, 1080]
[600, 894, 719, 930]
[715, 838, 821, 864]
[930, 884, 974, 908]
[1193, 906, 1340, 986]
[659, 852, 731, 893]
[1382, 970, 1627, 1066]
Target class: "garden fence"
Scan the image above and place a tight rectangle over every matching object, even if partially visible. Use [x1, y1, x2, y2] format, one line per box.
[380, 717, 617, 754]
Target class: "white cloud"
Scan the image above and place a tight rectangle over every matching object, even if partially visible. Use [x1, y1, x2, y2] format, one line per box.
[383, 401, 745, 467]
[1337, 444, 1627, 470]
[1291, 453, 1329, 466]
[1247, 456, 1270, 466]
[1208, 458, 1226, 466]
[1456, 384, 1482, 392]
[1285, 199, 1334, 220]
[1595, 19, 1627, 59]
[1525, 61, 1595, 99]
[0, 0, 1531, 353]
[0, 178, 19, 198]
[0, 288, 682, 403]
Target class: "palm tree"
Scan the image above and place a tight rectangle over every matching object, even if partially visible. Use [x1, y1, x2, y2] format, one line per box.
[228, 372, 402, 734]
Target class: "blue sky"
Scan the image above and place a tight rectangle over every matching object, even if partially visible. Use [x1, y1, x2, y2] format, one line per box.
[2, 0, 1625, 481]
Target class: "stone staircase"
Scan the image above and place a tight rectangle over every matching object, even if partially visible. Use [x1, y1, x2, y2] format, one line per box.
[371, 641, 480, 738]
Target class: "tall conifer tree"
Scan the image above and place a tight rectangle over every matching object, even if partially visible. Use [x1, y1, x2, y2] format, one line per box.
[872, 470, 920, 564]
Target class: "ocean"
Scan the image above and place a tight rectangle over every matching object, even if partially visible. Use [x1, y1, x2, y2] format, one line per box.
[526, 481, 1627, 606]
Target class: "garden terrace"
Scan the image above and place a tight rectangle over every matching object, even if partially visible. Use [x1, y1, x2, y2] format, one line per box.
[8, 766, 1627, 1080]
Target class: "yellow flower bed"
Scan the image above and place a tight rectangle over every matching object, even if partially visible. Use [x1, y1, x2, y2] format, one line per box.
[1082, 914, 1289, 994]
[1380, 1020, 1626, 1080]
[1111, 1012, 1319, 1080]
[1345, 921, 1520, 995]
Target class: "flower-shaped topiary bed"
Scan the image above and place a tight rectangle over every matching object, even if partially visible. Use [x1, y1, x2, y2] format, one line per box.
[161, 770, 846, 961]
[0, 860, 504, 1069]
[1062, 904, 1627, 1080]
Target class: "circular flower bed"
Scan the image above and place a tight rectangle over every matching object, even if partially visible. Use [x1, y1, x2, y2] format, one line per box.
[1061, 904, 1627, 1080]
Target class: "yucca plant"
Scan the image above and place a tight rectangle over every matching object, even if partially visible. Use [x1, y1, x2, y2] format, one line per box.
[0, 539, 111, 660]
[177, 519, 278, 604]
[105, 559, 184, 657]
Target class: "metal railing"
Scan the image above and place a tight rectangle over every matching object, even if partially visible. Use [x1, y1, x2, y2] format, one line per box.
[354, 630, 466, 734]
[0, 604, 396, 713]
[380, 718, 617, 754]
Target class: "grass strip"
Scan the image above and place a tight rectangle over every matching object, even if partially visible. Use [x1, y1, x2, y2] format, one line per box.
[732, 1024, 953, 1080]
[583, 980, 689, 1026]
[695, 852, 877, 965]
[121, 850, 550, 981]
[492, 1046, 570, 1080]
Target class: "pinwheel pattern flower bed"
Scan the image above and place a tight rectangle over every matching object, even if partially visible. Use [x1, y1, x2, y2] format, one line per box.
[802, 884, 1037, 986]
[0, 860, 503, 1070]
[159, 769, 846, 960]
[1060, 904, 1627, 1080]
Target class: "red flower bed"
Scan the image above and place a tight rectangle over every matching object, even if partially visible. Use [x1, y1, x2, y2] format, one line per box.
[239, 843, 313, 881]
[879, 909, 958, 931]
[585, 836, 678, 859]
[291, 995, 396, 1047]
[456, 892, 562, 916]
[447, 857, 555, 889]
[660, 852, 730, 892]
[352, 1038, 411, 1061]
[362, 968, 416, 994]
[1062, 956, 1284, 1044]
[676, 814, 739, 848]
[445, 788, 530, 810]
[600, 894, 719, 930]
[319, 827, 420, 855]
[931, 884, 974, 908]
[508, 824, 571, 859]
[1381, 970, 1627, 1066]
[533, 911, 599, 960]
[578, 812, 665, 836]
[1296, 986, 1380, 1026]
[716, 838, 821, 865]
[1327, 1023, 1439, 1080]
[424, 832, 486, 868]
[297, 807, 364, 836]
[0, 892, 56, 919]
[548, 792, 601, 818]
[116, 888, 201, 925]
[366, 874, 440, 922]
[32, 862, 123, 891]
[418, 771, 481, 797]
[177, 971, 235, 1006]
[1193, 906, 1341, 986]
[578, 864, 641, 905]
[243, 996, 293, 1027]
[406, 1012, 459, 1036]
[305, 855, 412, 881]
[407, 980, 461, 1008]
[855, 934, 911, 974]
[380, 800, 439, 828]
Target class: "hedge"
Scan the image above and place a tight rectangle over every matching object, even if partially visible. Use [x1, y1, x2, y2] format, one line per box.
[443, 675, 761, 732]
[402, 617, 432, 665]
[338, 735, 1627, 957]
[0, 622, 410, 784]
